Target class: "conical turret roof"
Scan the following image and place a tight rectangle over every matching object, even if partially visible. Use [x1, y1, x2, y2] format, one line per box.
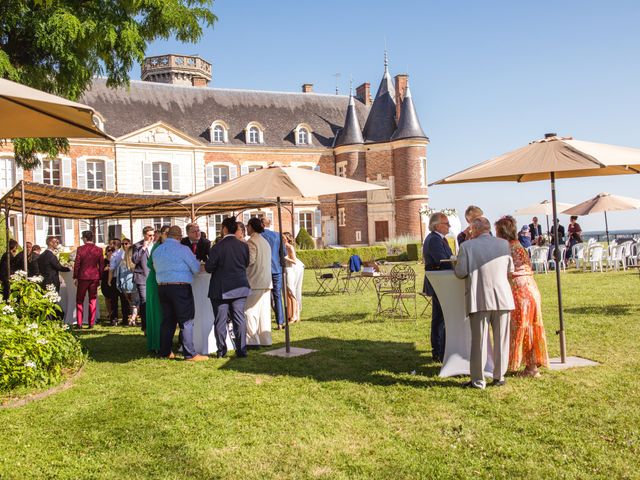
[391, 84, 427, 141]
[362, 61, 397, 143]
[335, 95, 364, 147]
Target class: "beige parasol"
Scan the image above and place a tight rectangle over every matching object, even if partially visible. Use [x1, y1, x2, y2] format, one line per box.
[0, 78, 112, 140]
[515, 200, 575, 235]
[431, 134, 640, 363]
[182, 165, 386, 353]
[562, 192, 640, 244]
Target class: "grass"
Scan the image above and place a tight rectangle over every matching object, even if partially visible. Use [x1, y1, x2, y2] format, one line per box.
[1, 266, 640, 479]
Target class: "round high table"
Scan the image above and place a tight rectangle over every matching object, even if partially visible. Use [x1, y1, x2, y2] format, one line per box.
[424, 270, 494, 378]
[191, 272, 234, 355]
[59, 271, 100, 325]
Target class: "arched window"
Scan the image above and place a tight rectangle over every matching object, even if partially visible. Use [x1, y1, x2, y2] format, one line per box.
[248, 126, 260, 144]
[212, 125, 225, 143]
[297, 128, 309, 145]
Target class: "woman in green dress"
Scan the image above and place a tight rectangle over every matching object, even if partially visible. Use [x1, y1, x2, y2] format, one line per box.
[146, 225, 170, 352]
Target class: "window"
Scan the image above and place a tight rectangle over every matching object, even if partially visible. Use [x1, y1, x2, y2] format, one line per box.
[209, 213, 229, 237]
[42, 159, 61, 185]
[86, 160, 105, 190]
[298, 212, 313, 234]
[338, 208, 346, 227]
[355, 231, 362, 242]
[248, 165, 263, 173]
[47, 217, 62, 237]
[212, 165, 229, 185]
[248, 126, 260, 144]
[250, 211, 265, 219]
[337, 163, 347, 178]
[152, 162, 171, 191]
[420, 157, 428, 188]
[212, 125, 225, 143]
[0, 157, 14, 190]
[297, 128, 309, 145]
[152, 217, 172, 230]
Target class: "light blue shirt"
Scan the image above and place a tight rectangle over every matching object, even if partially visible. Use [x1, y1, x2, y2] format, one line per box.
[109, 248, 124, 270]
[152, 238, 201, 283]
[261, 229, 282, 274]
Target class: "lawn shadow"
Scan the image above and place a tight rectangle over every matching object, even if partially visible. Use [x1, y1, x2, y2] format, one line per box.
[565, 304, 639, 316]
[79, 332, 154, 363]
[221, 337, 460, 388]
[305, 312, 370, 324]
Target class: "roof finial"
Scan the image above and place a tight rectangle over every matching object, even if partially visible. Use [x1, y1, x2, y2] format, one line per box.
[349, 75, 353, 96]
[333, 72, 341, 95]
[384, 49, 389, 72]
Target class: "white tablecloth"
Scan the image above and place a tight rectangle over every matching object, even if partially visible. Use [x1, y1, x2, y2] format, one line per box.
[59, 271, 100, 325]
[425, 271, 493, 378]
[192, 272, 234, 355]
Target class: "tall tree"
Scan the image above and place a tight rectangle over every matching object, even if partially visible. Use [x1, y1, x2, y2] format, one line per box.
[0, 0, 217, 168]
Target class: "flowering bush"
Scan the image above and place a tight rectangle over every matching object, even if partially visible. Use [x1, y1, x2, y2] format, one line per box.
[0, 272, 84, 392]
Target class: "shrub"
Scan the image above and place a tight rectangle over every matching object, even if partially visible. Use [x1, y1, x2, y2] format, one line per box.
[406, 243, 422, 262]
[297, 246, 387, 269]
[383, 235, 422, 256]
[0, 273, 84, 392]
[295, 227, 315, 250]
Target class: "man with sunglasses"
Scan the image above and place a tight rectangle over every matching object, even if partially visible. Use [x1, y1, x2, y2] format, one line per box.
[108, 237, 130, 326]
[423, 212, 453, 363]
[132, 226, 155, 333]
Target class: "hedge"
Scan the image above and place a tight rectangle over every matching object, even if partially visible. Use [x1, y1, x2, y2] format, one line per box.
[298, 246, 387, 268]
[406, 243, 422, 261]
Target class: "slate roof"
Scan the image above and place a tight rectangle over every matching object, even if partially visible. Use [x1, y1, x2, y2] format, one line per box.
[391, 84, 427, 141]
[361, 66, 397, 143]
[81, 78, 369, 148]
[334, 95, 364, 147]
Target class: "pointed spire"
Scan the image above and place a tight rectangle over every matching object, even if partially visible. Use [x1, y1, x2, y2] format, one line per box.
[335, 94, 364, 147]
[362, 52, 397, 143]
[391, 83, 427, 141]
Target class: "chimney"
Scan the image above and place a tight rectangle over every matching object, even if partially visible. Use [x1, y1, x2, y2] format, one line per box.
[394, 74, 408, 120]
[355, 82, 371, 105]
[302, 83, 314, 93]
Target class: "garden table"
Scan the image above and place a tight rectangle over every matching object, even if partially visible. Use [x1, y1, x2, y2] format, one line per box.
[191, 271, 234, 355]
[424, 270, 494, 378]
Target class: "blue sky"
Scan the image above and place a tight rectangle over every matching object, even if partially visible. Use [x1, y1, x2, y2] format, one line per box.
[140, 0, 640, 232]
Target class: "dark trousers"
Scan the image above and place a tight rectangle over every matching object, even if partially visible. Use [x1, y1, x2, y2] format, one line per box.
[136, 282, 147, 331]
[211, 297, 247, 356]
[76, 279, 99, 326]
[158, 284, 196, 358]
[1, 280, 9, 301]
[430, 294, 446, 362]
[271, 273, 284, 325]
[109, 289, 130, 322]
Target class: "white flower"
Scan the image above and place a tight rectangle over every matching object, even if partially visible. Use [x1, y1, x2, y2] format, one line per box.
[37, 338, 48, 345]
[62, 324, 70, 330]
[28, 275, 44, 283]
[2, 305, 14, 315]
[26, 322, 38, 330]
[46, 284, 57, 293]
[44, 290, 61, 303]
[24, 361, 36, 368]
[10, 270, 27, 281]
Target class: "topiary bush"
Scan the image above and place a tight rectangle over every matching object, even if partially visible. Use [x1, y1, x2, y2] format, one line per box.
[0, 272, 84, 392]
[295, 227, 315, 250]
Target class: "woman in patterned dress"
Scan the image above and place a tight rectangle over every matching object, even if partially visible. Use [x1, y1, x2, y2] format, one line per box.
[495, 216, 549, 377]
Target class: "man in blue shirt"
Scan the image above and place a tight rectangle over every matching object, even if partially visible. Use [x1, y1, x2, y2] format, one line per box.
[152, 225, 207, 361]
[261, 217, 284, 329]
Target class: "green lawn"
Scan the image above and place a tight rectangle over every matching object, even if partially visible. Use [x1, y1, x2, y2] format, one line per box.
[1, 267, 639, 479]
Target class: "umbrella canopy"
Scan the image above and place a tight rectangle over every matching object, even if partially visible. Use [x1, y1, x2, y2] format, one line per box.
[182, 165, 386, 205]
[430, 134, 640, 363]
[0, 78, 113, 140]
[562, 192, 640, 215]
[515, 200, 575, 216]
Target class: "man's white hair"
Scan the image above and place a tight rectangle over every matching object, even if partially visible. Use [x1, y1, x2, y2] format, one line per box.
[428, 212, 446, 232]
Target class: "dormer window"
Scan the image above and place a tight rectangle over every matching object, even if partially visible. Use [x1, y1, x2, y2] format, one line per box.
[245, 122, 264, 144]
[294, 124, 313, 146]
[210, 120, 229, 143]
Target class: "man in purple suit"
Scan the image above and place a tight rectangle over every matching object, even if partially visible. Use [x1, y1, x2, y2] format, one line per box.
[423, 212, 453, 363]
[73, 230, 104, 328]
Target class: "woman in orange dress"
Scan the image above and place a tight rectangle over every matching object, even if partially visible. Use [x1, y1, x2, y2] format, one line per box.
[495, 216, 549, 377]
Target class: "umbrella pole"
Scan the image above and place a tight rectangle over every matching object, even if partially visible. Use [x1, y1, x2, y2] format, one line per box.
[604, 211, 610, 246]
[21, 181, 28, 272]
[546, 215, 550, 237]
[5, 203, 10, 288]
[129, 211, 134, 243]
[550, 173, 567, 363]
[277, 197, 291, 353]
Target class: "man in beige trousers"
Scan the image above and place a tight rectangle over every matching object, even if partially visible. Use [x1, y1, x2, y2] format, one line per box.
[454, 217, 515, 389]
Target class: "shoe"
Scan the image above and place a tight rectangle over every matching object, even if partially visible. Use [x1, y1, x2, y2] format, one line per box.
[216, 352, 227, 359]
[161, 352, 176, 360]
[236, 352, 248, 358]
[88, 324, 94, 329]
[74, 324, 82, 329]
[461, 381, 484, 389]
[276, 324, 284, 330]
[185, 354, 209, 362]
[490, 379, 506, 387]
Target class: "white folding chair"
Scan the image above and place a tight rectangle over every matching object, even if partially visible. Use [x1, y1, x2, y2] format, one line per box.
[571, 243, 585, 269]
[608, 245, 626, 271]
[620, 241, 634, 267]
[588, 245, 604, 272]
[549, 245, 567, 271]
[531, 246, 549, 273]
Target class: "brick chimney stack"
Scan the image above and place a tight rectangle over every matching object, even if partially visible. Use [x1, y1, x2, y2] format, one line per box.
[355, 82, 371, 105]
[302, 83, 314, 93]
[394, 74, 408, 120]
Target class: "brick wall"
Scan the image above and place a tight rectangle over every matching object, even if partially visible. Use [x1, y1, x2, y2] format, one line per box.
[393, 144, 427, 238]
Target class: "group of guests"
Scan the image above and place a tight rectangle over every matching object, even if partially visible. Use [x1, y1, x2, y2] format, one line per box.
[516, 215, 584, 260]
[424, 205, 549, 389]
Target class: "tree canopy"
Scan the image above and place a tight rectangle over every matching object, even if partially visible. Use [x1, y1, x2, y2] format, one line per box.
[0, 0, 217, 168]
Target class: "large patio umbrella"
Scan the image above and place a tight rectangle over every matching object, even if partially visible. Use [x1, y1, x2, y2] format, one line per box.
[514, 199, 575, 235]
[431, 134, 640, 363]
[0, 78, 112, 140]
[182, 165, 386, 353]
[562, 192, 640, 245]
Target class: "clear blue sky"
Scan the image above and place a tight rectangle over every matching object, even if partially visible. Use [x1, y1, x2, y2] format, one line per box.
[139, 0, 640, 232]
